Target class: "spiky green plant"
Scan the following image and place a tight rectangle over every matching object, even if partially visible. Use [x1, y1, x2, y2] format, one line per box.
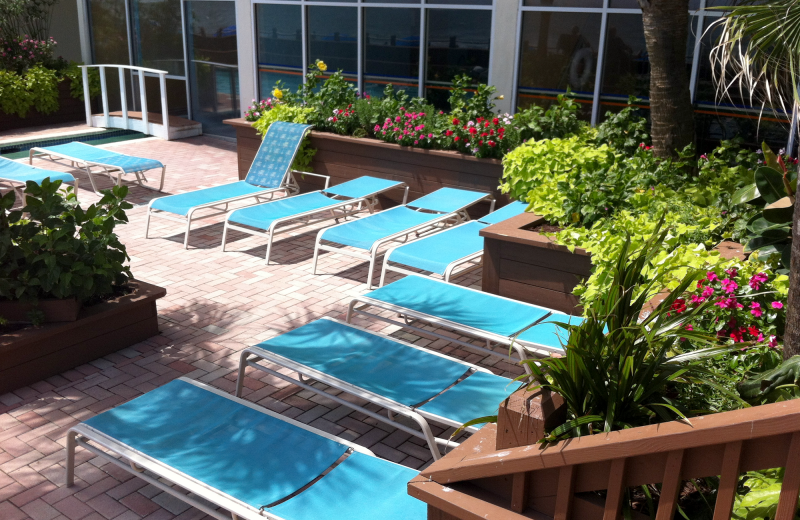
[523, 219, 743, 442]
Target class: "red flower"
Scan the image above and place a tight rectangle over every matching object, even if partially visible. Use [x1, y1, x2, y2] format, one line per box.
[454, 136, 460, 141]
[492, 118, 499, 125]
[748, 326, 760, 337]
[671, 298, 687, 313]
[478, 140, 483, 146]
[488, 141, 496, 147]
[452, 118, 460, 125]
[445, 129, 453, 136]
[468, 127, 477, 135]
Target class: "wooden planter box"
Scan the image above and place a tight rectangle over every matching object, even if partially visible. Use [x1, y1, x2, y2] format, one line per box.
[223, 118, 507, 213]
[0, 280, 166, 394]
[410, 388, 800, 520]
[0, 79, 89, 132]
[480, 212, 591, 316]
[0, 298, 81, 322]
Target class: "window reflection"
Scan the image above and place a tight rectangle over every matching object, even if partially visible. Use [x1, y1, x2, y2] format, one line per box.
[599, 13, 649, 116]
[524, 0, 602, 6]
[88, 0, 129, 111]
[516, 11, 601, 119]
[257, 4, 303, 99]
[186, 1, 239, 136]
[364, 7, 420, 98]
[129, 0, 185, 76]
[425, 9, 491, 108]
[308, 6, 358, 82]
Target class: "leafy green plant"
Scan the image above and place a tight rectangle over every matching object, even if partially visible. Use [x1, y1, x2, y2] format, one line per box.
[732, 143, 797, 273]
[593, 96, 650, 155]
[0, 68, 33, 116]
[517, 91, 584, 142]
[447, 73, 497, 122]
[63, 62, 101, 101]
[737, 355, 800, 405]
[522, 221, 741, 441]
[252, 103, 317, 172]
[731, 469, 799, 520]
[23, 64, 58, 113]
[0, 180, 133, 304]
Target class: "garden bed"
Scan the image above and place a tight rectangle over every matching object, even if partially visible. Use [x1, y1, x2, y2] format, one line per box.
[0, 79, 87, 132]
[0, 280, 165, 394]
[480, 212, 592, 315]
[223, 118, 506, 212]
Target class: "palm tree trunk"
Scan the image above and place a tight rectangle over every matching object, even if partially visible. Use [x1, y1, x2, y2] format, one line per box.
[638, 0, 695, 158]
[784, 167, 800, 359]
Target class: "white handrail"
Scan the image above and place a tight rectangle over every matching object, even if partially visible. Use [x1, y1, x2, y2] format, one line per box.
[80, 64, 170, 140]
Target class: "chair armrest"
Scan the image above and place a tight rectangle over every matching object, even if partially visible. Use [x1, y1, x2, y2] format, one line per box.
[292, 170, 330, 189]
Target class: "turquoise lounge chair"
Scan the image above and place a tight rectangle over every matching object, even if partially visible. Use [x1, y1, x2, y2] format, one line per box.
[312, 187, 494, 288]
[222, 176, 408, 263]
[66, 378, 425, 520]
[144, 121, 327, 248]
[236, 318, 520, 460]
[0, 156, 78, 201]
[379, 201, 528, 286]
[30, 141, 165, 194]
[348, 274, 583, 365]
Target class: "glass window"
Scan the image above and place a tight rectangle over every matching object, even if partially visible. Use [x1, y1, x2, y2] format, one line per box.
[129, 0, 185, 76]
[516, 11, 601, 120]
[185, 1, 239, 137]
[365, 0, 420, 3]
[364, 7, 420, 98]
[599, 13, 649, 114]
[425, 9, 491, 108]
[88, 0, 131, 111]
[307, 6, 358, 81]
[524, 0, 602, 7]
[256, 4, 303, 99]
[427, 0, 492, 5]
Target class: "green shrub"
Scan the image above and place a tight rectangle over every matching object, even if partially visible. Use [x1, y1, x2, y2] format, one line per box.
[0, 69, 33, 116]
[252, 104, 317, 172]
[0, 180, 133, 304]
[24, 64, 58, 114]
[593, 96, 650, 155]
[63, 62, 101, 101]
[499, 135, 615, 222]
[0, 63, 99, 117]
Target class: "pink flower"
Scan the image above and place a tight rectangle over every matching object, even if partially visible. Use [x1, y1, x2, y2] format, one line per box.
[707, 272, 718, 282]
[720, 278, 738, 294]
[374, 125, 380, 132]
[749, 272, 768, 290]
[772, 301, 784, 309]
[690, 294, 705, 304]
[685, 324, 694, 331]
[726, 267, 738, 277]
[702, 286, 714, 298]
[769, 336, 779, 348]
[750, 302, 763, 317]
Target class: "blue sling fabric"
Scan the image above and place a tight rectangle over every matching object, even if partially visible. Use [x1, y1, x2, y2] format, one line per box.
[255, 319, 469, 407]
[84, 379, 347, 509]
[366, 275, 549, 337]
[268, 452, 425, 520]
[324, 176, 404, 199]
[320, 206, 441, 251]
[516, 312, 584, 351]
[39, 142, 163, 173]
[228, 192, 342, 229]
[418, 371, 520, 425]
[479, 201, 528, 224]
[0, 157, 74, 185]
[150, 181, 271, 216]
[388, 221, 488, 275]
[408, 187, 488, 213]
[244, 121, 311, 188]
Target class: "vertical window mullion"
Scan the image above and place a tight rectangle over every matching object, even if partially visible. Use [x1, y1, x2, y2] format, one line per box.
[301, 2, 308, 83]
[418, 5, 426, 98]
[510, 0, 523, 111]
[688, 0, 706, 103]
[590, 0, 609, 126]
[357, 3, 364, 94]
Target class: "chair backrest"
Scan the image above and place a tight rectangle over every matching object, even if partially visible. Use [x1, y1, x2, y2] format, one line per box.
[244, 121, 313, 188]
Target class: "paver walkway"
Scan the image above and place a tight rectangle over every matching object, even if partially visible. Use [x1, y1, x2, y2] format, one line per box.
[0, 135, 526, 520]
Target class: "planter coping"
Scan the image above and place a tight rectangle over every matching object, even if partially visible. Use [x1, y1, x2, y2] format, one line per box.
[479, 212, 590, 256]
[417, 397, 800, 485]
[222, 117, 504, 165]
[0, 279, 166, 352]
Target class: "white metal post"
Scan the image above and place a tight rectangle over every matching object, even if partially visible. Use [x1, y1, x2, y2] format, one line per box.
[357, 5, 363, 95]
[119, 67, 129, 129]
[81, 66, 91, 126]
[139, 71, 149, 132]
[418, 6, 426, 99]
[100, 66, 110, 128]
[160, 72, 170, 140]
[590, 1, 609, 126]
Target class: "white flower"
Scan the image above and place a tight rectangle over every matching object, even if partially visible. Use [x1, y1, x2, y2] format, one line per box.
[328, 117, 334, 121]
[333, 109, 339, 115]
[467, 121, 475, 127]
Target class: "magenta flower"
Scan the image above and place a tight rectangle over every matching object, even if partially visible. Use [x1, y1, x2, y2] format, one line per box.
[772, 301, 784, 309]
[707, 272, 718, 282]
[720, 278, 738, 294]
[750, 302, 763, 317]
[749, 272, 768, 290]
[702, 286, 714, 298]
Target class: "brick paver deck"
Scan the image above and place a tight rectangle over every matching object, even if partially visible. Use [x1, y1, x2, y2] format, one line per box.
[0, 135, 526, 520]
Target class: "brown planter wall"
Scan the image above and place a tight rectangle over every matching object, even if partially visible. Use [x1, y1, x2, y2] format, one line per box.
[0, 79, 89, 132]
[0, 280, 166, 395]
[223, 118, 507, 213]
[480, 213, 592, 316]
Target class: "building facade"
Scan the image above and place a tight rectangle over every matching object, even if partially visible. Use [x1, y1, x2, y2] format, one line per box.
[76, 0, 793, 150]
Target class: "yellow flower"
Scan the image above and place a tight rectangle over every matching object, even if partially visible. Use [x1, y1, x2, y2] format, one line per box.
[273, 88, 283, 99]
[318, 61, 328, 72]
[497, 95, 505, 100]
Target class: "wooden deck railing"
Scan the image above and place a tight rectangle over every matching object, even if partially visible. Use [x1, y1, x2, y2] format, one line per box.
[409, 399, 800, 520]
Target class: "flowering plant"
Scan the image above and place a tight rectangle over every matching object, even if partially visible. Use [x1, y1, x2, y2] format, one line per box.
[437, 114, 519, 158]
[679, 263, 785, 348]
[0, 35, 57, 73]
[373, 107, 438, 148]
[244, 98, 276, 122]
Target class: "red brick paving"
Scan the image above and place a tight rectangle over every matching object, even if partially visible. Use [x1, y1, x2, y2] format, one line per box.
[1, 135, 525, 519]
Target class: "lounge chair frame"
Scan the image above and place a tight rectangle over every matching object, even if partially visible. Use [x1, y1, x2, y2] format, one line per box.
[379, 220, 485, 287]
[66, 377, 375, 520]
[347, 282, 566, 373]
[236, 317, 498, 461]
[29, 146, 166, 194]
[222, 182, 409, 264]
[312, 193, 495, 289]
